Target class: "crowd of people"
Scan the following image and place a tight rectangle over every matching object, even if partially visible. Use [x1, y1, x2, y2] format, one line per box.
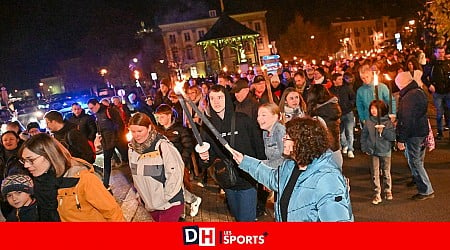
[0, 45, 447, 222]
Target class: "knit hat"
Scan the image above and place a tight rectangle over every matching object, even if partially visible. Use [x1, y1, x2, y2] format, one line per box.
[395, 72, 413, 89]
[1, 174, 34, 197]
[26, 122, 41, 132]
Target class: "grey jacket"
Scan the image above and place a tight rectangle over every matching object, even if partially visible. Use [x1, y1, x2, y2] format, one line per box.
[361, 115, 396, 157]
[262, 121, 285, 168]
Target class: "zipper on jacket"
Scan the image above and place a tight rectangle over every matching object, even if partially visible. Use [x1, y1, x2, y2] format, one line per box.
[75, 192, 81, 210]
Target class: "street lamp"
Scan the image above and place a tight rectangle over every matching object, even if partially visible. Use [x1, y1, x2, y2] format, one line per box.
[39, 82, 44, 99]
[99, 68, 110, 88]
[134, 70, 147, 99]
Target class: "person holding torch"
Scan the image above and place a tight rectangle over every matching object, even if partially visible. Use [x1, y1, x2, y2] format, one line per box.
[197, 85, 266, 222]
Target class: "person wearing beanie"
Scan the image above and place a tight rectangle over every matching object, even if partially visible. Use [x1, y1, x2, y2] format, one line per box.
[1, 174, 39, 222]
[26, 122, 42, 136]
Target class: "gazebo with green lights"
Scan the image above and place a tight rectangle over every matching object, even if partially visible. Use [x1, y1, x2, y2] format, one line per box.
[196, 14, 260, 71]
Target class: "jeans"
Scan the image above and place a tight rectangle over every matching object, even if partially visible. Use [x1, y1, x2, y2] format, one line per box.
[340, 111, 355, 152]
[224, 187, 257, 222]
[432, 92, 450, 134]
[370, 156, 392, 196]
[404, 137, 434, 195]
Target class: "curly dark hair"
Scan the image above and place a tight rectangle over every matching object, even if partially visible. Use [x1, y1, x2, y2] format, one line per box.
[285, 117, 330, 166]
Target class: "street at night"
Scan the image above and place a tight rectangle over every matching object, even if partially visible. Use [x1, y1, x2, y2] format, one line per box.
[0, 0, 450, 226]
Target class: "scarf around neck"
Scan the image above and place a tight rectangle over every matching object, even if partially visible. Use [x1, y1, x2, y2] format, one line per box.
[130, 130, 158, 154]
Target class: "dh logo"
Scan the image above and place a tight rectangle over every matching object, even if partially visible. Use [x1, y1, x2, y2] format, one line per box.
[182, 226, 216, 246]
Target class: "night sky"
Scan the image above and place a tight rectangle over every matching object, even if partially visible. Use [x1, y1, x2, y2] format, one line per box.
[0, 0, 421, 90]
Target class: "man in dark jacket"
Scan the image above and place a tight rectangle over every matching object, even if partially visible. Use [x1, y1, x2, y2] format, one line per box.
[87, 98, 127, 189]
[231, 78, 259, 122]
[422, 46, 450, 140]
[198, 85, 266, 222]
[66, 103, 97, 142]
[44, 110, 95, 164]
[395, 72, 434, 201]
[330, 73, 356, 158]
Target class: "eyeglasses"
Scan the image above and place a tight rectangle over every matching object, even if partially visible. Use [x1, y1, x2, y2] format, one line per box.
[19, 155, 42, 165]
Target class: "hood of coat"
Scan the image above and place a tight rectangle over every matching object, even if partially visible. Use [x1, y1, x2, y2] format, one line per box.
[208, 86, 235, 132]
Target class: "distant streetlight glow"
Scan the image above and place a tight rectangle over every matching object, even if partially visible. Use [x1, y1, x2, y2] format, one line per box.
[134, 70, 140, 80]
[132, 58, 138, 63]
[100, 68, 108, 76]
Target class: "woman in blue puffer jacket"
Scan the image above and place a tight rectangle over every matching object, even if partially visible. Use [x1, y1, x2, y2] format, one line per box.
[231, 117, 354, 222]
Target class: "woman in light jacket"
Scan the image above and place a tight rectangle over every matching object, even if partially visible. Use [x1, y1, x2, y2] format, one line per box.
[128, 112, 184, 222]
[232, 117, 353, 222]
[19, 133, 124, 222]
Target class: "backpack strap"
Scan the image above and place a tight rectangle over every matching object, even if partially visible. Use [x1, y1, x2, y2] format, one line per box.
[106, 107, 112, 120]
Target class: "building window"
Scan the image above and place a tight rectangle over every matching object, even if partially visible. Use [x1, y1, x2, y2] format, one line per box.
[169, 34, 176, 44]
[172, 47, 179, 62]
[257, 37, 263, 45]
[184, 32, 191, 42]
[254, 22, 261, 32]
[198, 30, 205, 39]
[186, 46, 194, 60]
[209, 10, 217, 18]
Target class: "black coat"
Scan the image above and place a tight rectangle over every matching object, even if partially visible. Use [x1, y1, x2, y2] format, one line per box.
[5, 199, 39, 222]
[201, 88, 266, 190]
[67, 111, 97, 142]
[33, 169, 61, 221]
[52, 122, 95, 163]
[310, 96, 342, 151]
[157, 122, 194, 165]
[422, 59, 450, 94]
[329, 84, 356, 115]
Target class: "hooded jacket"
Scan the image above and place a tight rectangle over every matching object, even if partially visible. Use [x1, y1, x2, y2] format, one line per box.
[58, 158, 125, 222]
[201, 87, 266, 190]
[57, 158, 124, 222]
[239, 150, 353, 222]
[361, 115, 396, 157]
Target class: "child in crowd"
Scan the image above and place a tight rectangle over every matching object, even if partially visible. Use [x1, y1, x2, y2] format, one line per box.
[361, 100, 396, 205]
[1, 174, 39, 222]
